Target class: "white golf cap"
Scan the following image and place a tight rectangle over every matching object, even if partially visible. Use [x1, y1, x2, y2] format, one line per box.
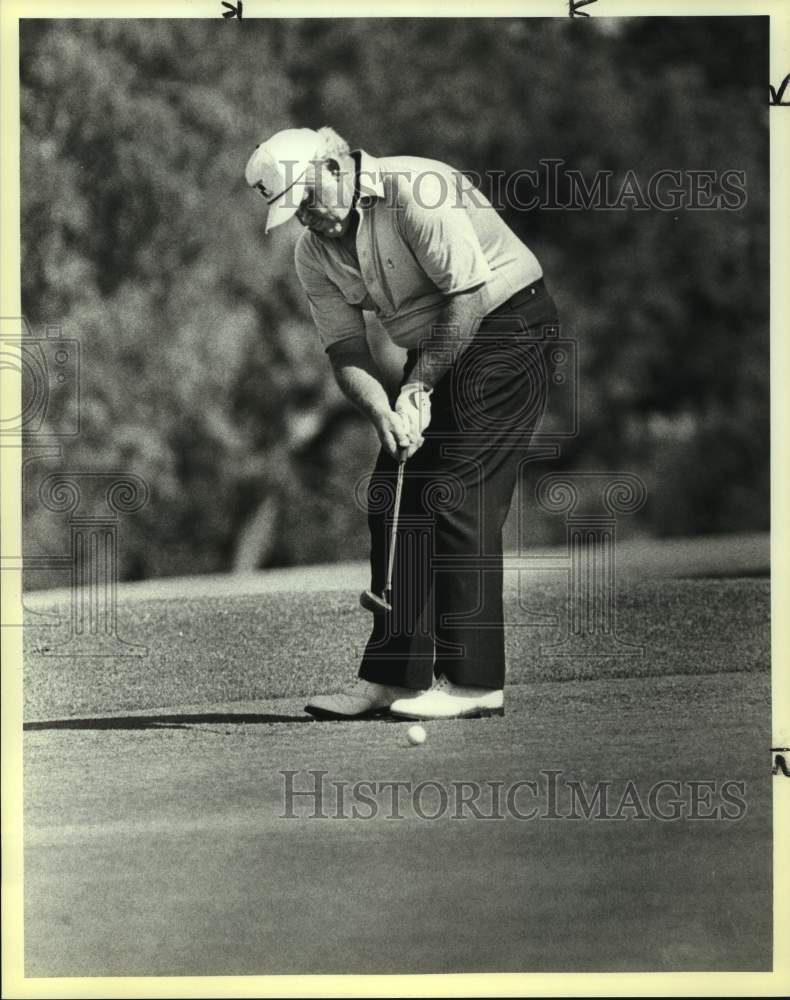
[245, 127, 321, 232]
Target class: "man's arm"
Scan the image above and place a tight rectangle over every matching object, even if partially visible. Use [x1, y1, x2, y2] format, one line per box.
[392, 169, 492, 393]
[405, 284, 488, 391]
[295, 238, 412, 458]
[327, 337, 412, 459]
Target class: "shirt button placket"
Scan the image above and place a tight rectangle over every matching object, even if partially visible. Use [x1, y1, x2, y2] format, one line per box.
[357, 206, 386, 308]
[358, 239, 375, 291]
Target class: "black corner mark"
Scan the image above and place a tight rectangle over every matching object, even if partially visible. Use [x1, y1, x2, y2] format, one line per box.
[769, 73, 790, 106]
[569, 0, 597, 17]
[772, 748, 790, 777]
[222, 0, 242, 18]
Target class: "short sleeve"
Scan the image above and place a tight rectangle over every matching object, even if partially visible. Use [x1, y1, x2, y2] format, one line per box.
[295, 238, 367, 351]
[397, 171, 492, 295]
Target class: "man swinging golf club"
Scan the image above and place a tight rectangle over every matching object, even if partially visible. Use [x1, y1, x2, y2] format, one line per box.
[245, 126, 559, 720]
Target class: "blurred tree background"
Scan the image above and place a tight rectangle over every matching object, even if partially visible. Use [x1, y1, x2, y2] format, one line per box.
[20, 17, 769, 584]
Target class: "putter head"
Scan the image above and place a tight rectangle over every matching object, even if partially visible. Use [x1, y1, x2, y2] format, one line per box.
[359, 589, 392, 613]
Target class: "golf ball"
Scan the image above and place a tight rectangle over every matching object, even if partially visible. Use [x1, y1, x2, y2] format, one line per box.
[407, 724, 427, 746]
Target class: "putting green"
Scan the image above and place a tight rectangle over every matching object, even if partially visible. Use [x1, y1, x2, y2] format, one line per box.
[22, 576, 771, 974]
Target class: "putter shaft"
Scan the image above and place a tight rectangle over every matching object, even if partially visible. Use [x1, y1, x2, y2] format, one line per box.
[385, 452, 407, 594]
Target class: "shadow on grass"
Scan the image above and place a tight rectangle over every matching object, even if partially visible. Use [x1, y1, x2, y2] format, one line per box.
[23, 711, 332, 731]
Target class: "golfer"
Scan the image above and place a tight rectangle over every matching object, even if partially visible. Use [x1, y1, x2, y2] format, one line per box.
[245, 127, 559, 720]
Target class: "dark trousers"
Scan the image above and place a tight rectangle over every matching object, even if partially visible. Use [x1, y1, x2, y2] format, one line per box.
[358, 279, 560, 690]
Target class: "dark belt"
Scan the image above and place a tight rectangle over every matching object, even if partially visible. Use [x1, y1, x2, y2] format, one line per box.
[403, 278, 558, 376]
[484, 277, 558, 330]
[493, 278, 545, 312]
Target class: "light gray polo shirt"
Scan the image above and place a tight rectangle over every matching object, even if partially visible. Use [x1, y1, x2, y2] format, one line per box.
[294, 150, 543, 351]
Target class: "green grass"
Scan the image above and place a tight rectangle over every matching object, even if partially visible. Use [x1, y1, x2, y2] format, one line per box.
[24, 577, 770, 721]
[22, 573, 772, 975]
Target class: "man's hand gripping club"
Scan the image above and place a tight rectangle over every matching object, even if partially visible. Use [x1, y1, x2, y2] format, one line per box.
[394, 382, 432, 459]
[326, 337, 426, 459]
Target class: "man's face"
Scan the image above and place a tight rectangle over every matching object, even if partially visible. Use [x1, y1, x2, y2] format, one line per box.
[294, 160, 354, 238]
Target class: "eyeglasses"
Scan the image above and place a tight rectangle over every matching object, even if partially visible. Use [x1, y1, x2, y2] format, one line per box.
[252, 179, 319, 210]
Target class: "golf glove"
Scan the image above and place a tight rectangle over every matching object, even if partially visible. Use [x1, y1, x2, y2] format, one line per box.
[395, 382, 432, 443]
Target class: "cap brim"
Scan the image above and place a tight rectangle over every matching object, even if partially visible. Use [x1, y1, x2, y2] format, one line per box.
[264, 176, 308, 233]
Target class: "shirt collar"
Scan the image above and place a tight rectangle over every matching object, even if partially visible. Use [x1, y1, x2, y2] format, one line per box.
[353, 149, 385, 206]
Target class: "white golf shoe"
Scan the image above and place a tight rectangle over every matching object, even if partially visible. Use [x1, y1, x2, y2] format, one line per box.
[305, 679, 414, 720]
[389, 674, 504, 720]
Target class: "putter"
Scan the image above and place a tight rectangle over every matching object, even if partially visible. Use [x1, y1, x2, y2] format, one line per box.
[360, 447, 408, 613]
